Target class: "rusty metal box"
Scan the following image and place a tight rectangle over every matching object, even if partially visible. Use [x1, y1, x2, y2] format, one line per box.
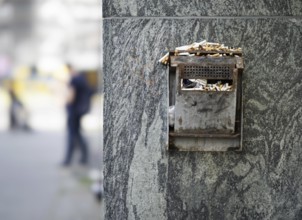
[168, 52, 244, 151]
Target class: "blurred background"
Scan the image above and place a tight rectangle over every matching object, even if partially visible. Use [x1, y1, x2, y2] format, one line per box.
[0, 0, 103, 219]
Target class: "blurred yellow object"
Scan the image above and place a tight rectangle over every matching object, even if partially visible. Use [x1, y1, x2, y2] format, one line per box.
[14, 66, 30, 80]
[52, 65, 69, 82]
[0, 87, 10, 106]
[85, 70, 98, 90]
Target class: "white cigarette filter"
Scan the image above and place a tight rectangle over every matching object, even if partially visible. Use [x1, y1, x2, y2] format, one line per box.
[158, 52, 169, 64]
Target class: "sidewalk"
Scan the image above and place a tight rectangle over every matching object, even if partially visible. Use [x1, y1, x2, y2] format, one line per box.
[0, 131, 104, 220]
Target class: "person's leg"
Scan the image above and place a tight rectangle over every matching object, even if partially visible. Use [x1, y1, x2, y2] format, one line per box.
[9, 106, 17, 130]
[74, 115, 89, 164]
[62, 115, 76, 165]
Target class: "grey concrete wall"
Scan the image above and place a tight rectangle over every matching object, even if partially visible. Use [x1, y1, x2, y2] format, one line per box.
[103, 1, 302, 219]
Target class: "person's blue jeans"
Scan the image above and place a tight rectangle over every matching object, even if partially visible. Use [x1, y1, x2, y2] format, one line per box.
[63, 112, 88, 165]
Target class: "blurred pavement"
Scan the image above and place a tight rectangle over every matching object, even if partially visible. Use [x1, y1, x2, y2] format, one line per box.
[0, 131, 104, 220]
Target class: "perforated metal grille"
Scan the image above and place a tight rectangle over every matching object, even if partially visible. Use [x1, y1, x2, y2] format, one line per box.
[183, 65, 233, 79]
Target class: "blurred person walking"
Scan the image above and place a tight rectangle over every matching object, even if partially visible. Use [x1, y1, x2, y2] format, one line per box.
[8, 81, 31, 131]
[62, 64, 93, 166]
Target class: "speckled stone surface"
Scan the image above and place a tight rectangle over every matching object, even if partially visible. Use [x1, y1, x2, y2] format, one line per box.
[103, 0, 302, 17]
[103, 15, 302, 220]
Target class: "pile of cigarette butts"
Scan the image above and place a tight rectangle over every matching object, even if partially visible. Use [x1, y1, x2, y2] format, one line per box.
[182, 79, 232, 91]
[159, 40, 242, 65]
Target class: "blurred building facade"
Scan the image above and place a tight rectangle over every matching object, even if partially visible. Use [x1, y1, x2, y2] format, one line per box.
[0, 0, 101, 72]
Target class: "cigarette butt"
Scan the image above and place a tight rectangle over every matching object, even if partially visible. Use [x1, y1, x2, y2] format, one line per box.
[175, 45, 191, 51]
[198, 40, 207, 45]
[208, 53, 220, 57]
[179, 52, 190, 56]
[158, 52, 169, 63]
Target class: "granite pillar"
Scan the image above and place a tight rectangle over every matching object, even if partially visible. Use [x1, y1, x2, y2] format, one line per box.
[103, 1, 302, 219]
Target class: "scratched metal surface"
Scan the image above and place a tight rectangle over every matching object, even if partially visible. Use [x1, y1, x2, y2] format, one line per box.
[175, 92, 237, 133]
[172, 136, 240, 151]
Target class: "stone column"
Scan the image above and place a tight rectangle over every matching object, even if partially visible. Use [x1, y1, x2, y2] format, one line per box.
[103, 1, 302, 219]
